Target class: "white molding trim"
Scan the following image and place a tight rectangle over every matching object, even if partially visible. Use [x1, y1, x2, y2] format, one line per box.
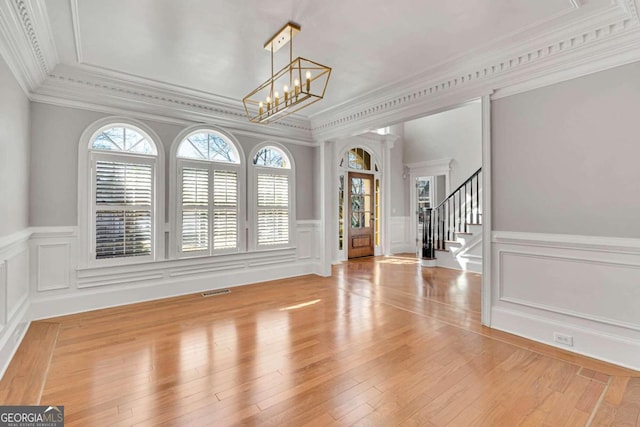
[310, 1, 640, 140]
[492, 306, 640, 371]
[405, 158, 453, 172]
[32, 64, 314, 143]
[1, 0, 639, 143]
[493, 230, 640, 254]
[492, 229, 640, 370]
[480, 94, 492, 326]
[0, 0, 57, 94]
[497, 250, 640, 332]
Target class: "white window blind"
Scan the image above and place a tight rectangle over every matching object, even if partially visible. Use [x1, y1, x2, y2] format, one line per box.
[257, 173, 289, 246]
[95, 161, 153, 259]
[213, 170, 238, 250]
[181, 167, 209, 252]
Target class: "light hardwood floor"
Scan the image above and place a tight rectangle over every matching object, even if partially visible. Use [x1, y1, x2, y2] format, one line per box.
[1, 256, 638, 426]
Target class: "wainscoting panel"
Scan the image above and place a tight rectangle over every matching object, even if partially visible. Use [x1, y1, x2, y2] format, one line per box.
[492, 231, 640, 371]
[390, 216, 413, 254]
[28, 221, 322, 321]
[0, 230, 32, 380]
[36, 243, 71, 292]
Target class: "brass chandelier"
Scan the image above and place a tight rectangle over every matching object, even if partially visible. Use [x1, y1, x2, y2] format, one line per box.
[243, 22, 331, 124]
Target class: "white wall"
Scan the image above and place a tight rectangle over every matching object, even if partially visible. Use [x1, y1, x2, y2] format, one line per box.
[0, 53, 32, 378]
[29, 102, 317, 226]
[403, 101, 482, 191]
[491, 61, 640, 370]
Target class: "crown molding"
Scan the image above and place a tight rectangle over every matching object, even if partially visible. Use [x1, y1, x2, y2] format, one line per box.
[0, 0, 56, 94]
[310, 0, 640, 141]
[4, 0, 640, 144]
[32, 64, 315, 143]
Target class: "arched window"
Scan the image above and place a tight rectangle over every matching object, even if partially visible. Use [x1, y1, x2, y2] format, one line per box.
[174, 128, 243, 256]
[250, 144, 294, 249]
[81, 121, 162, 265]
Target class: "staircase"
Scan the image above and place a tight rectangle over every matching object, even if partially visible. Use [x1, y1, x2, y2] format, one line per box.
[421, 168, 482, 273]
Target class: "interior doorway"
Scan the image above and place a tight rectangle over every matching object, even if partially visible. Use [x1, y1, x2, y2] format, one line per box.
[415, 175, 446, 256]
[348, 172, 375, 258]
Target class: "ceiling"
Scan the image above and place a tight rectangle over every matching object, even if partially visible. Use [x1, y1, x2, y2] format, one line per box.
[44, 0, 614, 117]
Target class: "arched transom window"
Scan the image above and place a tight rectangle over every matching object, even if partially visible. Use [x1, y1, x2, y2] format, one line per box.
[176, 130, 242, 256]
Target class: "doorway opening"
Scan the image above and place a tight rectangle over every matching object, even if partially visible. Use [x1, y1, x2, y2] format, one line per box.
[337, 147, 381, 260]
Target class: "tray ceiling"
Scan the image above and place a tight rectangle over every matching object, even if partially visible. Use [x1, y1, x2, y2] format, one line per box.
[45, 0, 613, 117]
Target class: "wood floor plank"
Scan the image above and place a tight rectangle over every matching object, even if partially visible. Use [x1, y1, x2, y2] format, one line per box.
[0, 256, 638, 426]
[0, 322, 59, 405]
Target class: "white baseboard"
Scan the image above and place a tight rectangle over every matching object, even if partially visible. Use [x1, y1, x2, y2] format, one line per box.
[0, 296, 30, 380]
[492, 306, 640, 371]
[391, 244, 415, 255]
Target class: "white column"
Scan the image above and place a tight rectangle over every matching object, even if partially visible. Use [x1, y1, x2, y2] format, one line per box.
[481, 94, 492, 326]
[382, 134, 400, 256]
[319, 140, 334, 276]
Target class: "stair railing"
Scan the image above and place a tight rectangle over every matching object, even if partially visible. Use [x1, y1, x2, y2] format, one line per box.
[422, 168, 482, 259]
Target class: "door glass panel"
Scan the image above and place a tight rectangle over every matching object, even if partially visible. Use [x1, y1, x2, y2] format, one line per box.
[351, 176, 373, 229]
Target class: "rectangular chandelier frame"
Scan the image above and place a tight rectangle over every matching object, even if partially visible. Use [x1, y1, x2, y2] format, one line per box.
[243, 22, 331, 124]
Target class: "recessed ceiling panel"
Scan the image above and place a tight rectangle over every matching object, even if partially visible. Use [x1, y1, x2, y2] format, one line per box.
[50, 0, 612, 115]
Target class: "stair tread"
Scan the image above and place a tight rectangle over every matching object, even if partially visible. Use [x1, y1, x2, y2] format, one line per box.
[435, 248, 450, 252]
[466, 222, 482, 226]
[456, 232, 473, 235]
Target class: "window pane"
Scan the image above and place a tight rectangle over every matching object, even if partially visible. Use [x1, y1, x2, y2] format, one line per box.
[182, 168, 208, 206]
[182, 210, 209, 252]
[257, 174, 289, 207]
[257, 173, 289, 246]
[96, 161, 152, 206]
[213, 210, 237, 250]
[213, 170, 238, 250]
[177, 132, 238, 163]
[96, 210, 152, 259]
[257, 210, 289, 246]
[253, 147, 290, 168]
[181, 167, 209, 252]
[91, 126, 157, 155]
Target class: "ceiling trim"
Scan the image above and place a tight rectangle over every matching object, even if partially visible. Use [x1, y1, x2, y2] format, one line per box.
[3, 0, 640, 144]
[309, 0, 640, 140]
[32, 63, 315, 143]
[0, 0, 57, 93]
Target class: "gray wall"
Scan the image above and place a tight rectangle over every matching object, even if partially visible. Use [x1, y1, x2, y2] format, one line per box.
[403, 101, 482, 191]
[492, 61, 640, 238]
[29, 102, 317, 227]
[0, 55, 30, 237]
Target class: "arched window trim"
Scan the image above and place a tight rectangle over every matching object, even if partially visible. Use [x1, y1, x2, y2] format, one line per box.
[169, 125, 246, 258]
[248, 142, 296, 251]
[78, 117, 165, 268]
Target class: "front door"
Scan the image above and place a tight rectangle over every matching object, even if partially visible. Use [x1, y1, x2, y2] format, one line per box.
[348, 172, 374, 258]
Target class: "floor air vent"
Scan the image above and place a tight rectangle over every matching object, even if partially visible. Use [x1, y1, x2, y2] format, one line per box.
[201, 289, 231, 297]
